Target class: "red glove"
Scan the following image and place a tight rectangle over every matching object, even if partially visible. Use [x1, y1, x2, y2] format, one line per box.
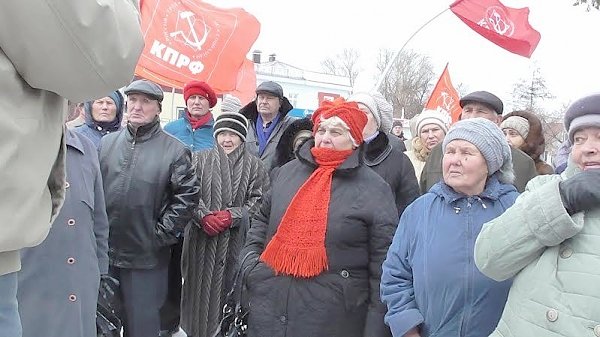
[201, 214, 224, 236]
[213, 210, 232, 227]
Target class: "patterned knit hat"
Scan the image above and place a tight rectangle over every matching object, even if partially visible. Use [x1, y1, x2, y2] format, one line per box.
[414, 109, 451, 136]
[311, 97, 367, 145]
[501, 116, 530, 138]
[221, 95, 242, 113]
[347, 92, 380, 129]
[213, 111, 249, 141]
[443, 117, 514, 184]
[370, 91, 394, 133]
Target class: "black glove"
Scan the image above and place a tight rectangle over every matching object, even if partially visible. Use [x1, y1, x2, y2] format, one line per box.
[558, 170, 600, 215]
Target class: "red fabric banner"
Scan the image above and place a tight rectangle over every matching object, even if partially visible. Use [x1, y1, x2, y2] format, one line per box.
[424, 64, 462, 123]
[228, 59, 257, 105]
[450, 0, 541, 58]
[135, 0, 260, 91]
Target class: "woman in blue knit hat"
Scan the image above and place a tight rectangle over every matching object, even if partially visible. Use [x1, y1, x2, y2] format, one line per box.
[381, 118, 519, 337]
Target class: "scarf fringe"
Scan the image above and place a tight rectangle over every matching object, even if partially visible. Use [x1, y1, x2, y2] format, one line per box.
[260, 235, 328, 278]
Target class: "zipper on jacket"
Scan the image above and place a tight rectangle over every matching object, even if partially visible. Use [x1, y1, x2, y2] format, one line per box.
[459, 197, 474, 337]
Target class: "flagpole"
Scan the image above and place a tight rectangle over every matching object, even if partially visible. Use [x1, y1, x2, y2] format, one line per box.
[374, 7, 450, 91]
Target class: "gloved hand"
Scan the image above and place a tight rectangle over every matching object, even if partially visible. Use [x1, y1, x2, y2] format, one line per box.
[558, 169, 600, 215]
[201, 214, 224, 236]
[213, 210, 232, 227]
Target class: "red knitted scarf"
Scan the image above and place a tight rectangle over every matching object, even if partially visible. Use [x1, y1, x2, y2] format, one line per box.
[260, 147, 352, 278]
[187, 110, 212, 130]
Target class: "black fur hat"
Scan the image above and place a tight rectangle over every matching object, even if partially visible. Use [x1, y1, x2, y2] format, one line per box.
[274, 118, 314, 168]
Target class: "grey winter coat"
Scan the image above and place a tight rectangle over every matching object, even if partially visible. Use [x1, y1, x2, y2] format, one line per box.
[241, 140, 399, 337]
[181, 143, 269, 337]
[18, 130, 109, 337]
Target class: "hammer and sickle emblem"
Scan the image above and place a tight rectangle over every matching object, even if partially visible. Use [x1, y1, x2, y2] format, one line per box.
[170, 11, 208, 51]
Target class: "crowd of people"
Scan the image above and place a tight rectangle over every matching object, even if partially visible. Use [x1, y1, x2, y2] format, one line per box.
[1, 2, 599, 337]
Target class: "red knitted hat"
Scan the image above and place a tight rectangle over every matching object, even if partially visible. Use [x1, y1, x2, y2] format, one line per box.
[183, 81, 217, 108]
[311, 97, 368, 145]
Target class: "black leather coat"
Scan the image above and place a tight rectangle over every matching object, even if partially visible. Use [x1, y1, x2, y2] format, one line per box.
[99, 118, 200, 269]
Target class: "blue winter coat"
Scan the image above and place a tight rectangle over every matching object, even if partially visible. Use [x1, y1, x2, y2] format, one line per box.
[381, 175, 519, 337]
[164, 114, 214, 152]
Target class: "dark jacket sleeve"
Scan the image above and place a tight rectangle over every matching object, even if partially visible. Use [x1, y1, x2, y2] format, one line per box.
[419, 143, 443, 194]
[157, 147, 200, 246]
[92, 146, 110, 275]
[394, 152, 420, 216]
[511, 147, 538, 192]
[363, 181, 400, 337]
[240, 179, 273, 275]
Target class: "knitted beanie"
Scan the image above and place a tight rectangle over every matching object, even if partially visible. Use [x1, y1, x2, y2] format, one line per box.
[312, 97, 367, 145]
[443, 117, 514, 184]
[501, 116, 530, 138]
[415, 109, 451, 136]
[221, 95, 242, 113]
[564, 92, 600, 142]
[347, 92, 380, 129]
[370, 92, 394, 133]
[213, 111, 249, 141]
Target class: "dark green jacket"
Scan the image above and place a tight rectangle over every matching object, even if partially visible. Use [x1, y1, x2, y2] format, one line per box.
[420, 143, 538, 194]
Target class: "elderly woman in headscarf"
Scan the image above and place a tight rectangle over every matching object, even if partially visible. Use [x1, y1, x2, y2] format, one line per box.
[74, 90, 124, 148]
[180, 110, 269, 337]
[405, 109, 451, 183]
[381, 118, 520, 337]
[241, 98, 399, 337]
[501, 111, 554, 175]
[475, 93, 600, 337]
[348, 92, 419, 216]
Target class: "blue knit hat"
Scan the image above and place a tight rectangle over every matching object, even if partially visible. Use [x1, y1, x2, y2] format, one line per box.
[442, 117, 514, 184]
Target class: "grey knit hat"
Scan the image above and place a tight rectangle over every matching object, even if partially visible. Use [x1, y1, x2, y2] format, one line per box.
[370, 92, 394, 133]
[348, 92, 380, 129]
[564, 92, 600, 142]
[501, 116, 530, 138]
[443, 117, 514, 184]
[221, 95, 242, 113]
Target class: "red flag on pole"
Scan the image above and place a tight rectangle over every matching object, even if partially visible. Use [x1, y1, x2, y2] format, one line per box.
[450, 0, 541, 58]
[424, 64, 462, 123]
[229, 59, 257, 105]
[135, 0, 260, 91]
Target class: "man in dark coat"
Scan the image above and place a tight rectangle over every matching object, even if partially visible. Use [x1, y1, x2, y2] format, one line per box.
[239, 81, 297, 171]
[181, 111, 269, 337]
[99, 79, 200, 337]
[18, 129, 109, 337]
[420, 91, 537, 193]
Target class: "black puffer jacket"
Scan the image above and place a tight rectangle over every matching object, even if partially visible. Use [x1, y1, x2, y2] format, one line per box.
[241, 140, 399, 337]
[99, 118, 200, 269]
[364, 132, 420, 216]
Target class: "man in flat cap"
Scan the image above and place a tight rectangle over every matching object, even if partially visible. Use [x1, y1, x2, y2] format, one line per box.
[420, 90, 537, 193]
[164, 80, 218, 152]
[99, 79, 200, 337]
[240, 81, 297, 171]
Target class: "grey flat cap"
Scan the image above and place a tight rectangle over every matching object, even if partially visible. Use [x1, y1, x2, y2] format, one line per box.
[124, 79, 164, 102]
[256, 81, 283, 98]
[460, 91, 503, 115]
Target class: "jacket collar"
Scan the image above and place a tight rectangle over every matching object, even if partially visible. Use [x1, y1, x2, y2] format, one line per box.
[65, 129, 86, 155]
[296, 139, 363, 175]
[239, 96, 294, 123]
[363, 132, 392, 166]
[430, 174, 515, 204]
[126, 116, 162, 142]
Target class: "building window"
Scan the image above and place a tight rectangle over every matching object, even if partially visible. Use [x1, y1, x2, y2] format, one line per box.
[288, 93, 298, 107]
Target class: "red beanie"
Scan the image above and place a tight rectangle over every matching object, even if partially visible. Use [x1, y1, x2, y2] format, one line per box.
[311, 97, 367, 145]
[183, 81, 217, 108]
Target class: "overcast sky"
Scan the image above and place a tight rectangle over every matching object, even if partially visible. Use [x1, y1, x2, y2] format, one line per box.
[206, 0, 600, 113]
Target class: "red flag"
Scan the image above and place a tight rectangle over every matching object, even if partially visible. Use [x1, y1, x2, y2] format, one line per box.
[228, 59, 257, 105]
[135, 0, 260, 91]
[425, 64, 461, 123]
[450, 0, 541, 58]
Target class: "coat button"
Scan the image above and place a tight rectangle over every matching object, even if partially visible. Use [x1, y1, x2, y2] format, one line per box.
[546, 309, 558, 322]
[279, 315, 287, 324]
[594, 325, 600, 336]
[340, 270, 349, 278]
[68, 294, 77, 302]
[65, 182, 70, 189]
[67, 257, 76, 265]
[559, 247, 573, 259]
[67, 219, 76, 226]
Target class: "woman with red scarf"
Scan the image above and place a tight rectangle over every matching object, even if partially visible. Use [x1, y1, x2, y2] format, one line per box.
[240, 98, 399, 337]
